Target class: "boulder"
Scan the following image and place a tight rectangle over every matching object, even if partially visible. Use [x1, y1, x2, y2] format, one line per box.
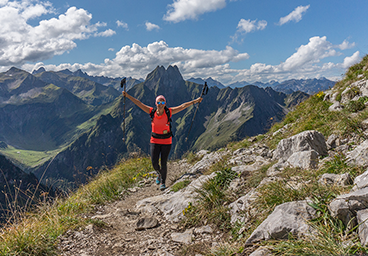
[245, 200, 316, 245]
[357, 209, 368, 246]
[347, 140, 368, 167]
[329, 101, 343, 111]
[286, 150, 319, 169]
[353, 168, 368, 191]
[318, 173, 352, 186]
[329, 187, 368, 226]
[326, 134, 338, 149]
[272, 130, 327, 161]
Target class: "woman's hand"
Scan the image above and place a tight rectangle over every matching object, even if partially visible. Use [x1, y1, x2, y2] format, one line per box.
[195, 97, 203, 104]
[122, 91, 128, 97]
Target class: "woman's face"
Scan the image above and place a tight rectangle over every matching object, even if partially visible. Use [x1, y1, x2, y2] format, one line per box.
[156, 99, 166, 109]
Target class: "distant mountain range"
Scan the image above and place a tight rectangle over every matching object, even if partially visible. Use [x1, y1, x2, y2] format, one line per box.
[190, 76, 335, 95]
[187, 77, 226, 89]
[0, 65, 312, 192]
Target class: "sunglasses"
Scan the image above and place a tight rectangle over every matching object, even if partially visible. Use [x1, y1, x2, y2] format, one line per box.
[156, 101, 166, 105]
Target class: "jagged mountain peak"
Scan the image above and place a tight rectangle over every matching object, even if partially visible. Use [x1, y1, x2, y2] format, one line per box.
[32, 67, 46, 75]
[144, 65, 184, 91]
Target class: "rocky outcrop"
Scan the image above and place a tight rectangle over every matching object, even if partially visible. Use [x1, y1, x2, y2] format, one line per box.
[272, 130, 327, 161]
[272, 130, 327, 170]
[245, 200, 316, 244]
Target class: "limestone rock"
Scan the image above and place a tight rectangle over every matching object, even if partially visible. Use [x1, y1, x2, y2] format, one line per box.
[329, 101, 343, 111]
[329, 187, 368, 226]
[347, 140, 368, 167]
[326, 134, 338, 149]
[319, 173, 352, 186]
[357, 209, 368, 246]
[135, 217, 159, 231]
[171, 229, 193, 244]
[136, 173, 216, 222]
[249, 247, 273, 256]
[194, 225, 213, 235]
[272, 130, 327, 161]
[229, 189, 259, 224]
[354, 169, 368, 191]
[286, 150, 319, 169]
[245, 200, 316, 245]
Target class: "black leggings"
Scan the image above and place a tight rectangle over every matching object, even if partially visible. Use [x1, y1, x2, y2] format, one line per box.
[150, 143, 171, 184]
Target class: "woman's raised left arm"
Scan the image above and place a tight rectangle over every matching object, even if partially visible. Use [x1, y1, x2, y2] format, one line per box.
[171, 97, 203, 115]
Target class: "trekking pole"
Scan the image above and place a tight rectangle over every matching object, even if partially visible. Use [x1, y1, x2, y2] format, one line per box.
[185, 82, 209, 142]
[120, 77, 127, 141]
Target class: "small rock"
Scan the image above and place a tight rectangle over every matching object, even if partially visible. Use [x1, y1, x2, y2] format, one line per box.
[135, 217, 159, 231]
[249, 247, 273, 256]
[194, 225, 213, 235]
[171, 229, 193, 244]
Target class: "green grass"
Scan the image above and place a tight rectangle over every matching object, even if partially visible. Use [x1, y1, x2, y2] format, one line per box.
[0, 157, 153, 255]
[0, 146, 60, 169]
[171, 180, 191, 192]
[182, 167, 237, 231]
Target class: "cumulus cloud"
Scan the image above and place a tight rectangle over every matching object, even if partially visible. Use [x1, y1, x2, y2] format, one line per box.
[19, 37, 357, 85]
[236, 19, 267, 34]
[278, 5, 310, 26]
[145, 22, 160, 31]
[231, 19, 267, 43]
[338, 39, 355, 50]
[23, 41, 249, 80]
[163, 0, 227, 23]
[343, 51, 361, 68]
[116, 20, 128, 30]
[281, 36, 339, 71]
[0, 0, 114, 66]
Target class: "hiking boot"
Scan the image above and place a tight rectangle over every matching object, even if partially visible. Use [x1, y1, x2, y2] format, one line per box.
[156, 177, 161, 185]
[160, 184, 166, 190]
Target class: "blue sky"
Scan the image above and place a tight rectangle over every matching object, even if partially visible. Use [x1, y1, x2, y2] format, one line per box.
[0, 0, 367, 85]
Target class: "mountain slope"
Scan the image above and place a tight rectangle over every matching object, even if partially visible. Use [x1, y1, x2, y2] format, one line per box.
[0, 68, 96, 151]
[34, 70, 121, 105]
[0, 153, 52, 223]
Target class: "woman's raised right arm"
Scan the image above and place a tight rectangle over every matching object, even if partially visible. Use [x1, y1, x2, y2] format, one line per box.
[123, 91, 151, 114]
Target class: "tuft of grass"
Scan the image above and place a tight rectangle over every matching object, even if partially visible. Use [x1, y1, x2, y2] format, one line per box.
[184, 151, 204, 165]
[171, 179, 191, 192]
[182, 168, 237, 231]
[0, 157, 153, 255]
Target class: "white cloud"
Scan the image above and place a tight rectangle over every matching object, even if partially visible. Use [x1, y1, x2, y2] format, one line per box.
[95, 29, 116, 37]
[145, 22, 160, 31]
[231, 19, 267, 43]
[0, 1, 114, 66]
[108, 48, 115, 52]
[17, 38, 358, 86]
[278, 5, 310, 26]
[23, 41, 249, 80]
[281, 36, 339, 71]
[338, 39, 355, 50]
[236, 19, 267, 34]
[116, 20, 128, 30]
[163, 0, 227, 23]
[343, 51, 361, 68]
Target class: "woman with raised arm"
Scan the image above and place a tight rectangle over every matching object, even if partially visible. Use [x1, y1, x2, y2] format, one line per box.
[122, 91, 203, 190]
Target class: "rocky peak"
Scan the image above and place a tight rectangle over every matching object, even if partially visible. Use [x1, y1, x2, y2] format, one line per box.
[32, 67, 46, 75]
[143, 65, 184, 91]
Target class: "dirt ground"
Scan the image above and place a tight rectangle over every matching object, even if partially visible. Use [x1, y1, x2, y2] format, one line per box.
[57, 161, 222, 256]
